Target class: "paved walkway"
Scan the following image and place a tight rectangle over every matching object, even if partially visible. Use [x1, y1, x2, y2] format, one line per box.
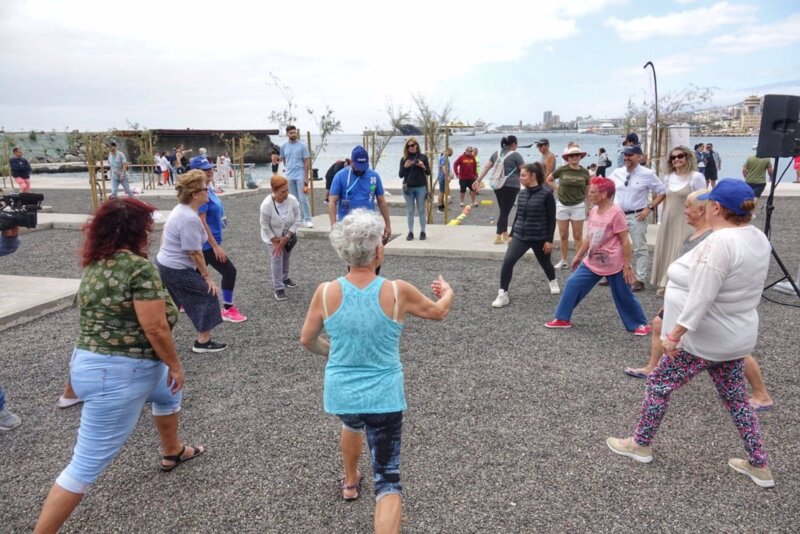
[0, 275, 80, 331]
[298, 215, 659, 259]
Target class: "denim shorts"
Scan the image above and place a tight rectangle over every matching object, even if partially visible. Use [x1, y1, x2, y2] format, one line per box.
[55, 348, 182, 493]
[338, 411, 403, 500]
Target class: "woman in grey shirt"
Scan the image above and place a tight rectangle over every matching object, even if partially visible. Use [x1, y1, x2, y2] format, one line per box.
[475, 135, 525, 244]
[156, 170, 227, 353]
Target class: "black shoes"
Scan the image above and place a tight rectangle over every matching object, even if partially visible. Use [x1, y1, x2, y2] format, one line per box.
[406, 232, 414, 241]
[192, 339, 228, 353]
[420, 232, 426, 240]
[283, 278, 297, 288]
[274, 289, 288, 301]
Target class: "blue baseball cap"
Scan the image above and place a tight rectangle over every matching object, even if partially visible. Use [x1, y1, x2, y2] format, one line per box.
[351, 146, 369, 172]
[697, 179, 754, 215]
[189, 155, 213, 170]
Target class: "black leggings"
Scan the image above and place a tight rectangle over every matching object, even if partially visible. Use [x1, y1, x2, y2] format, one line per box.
[494, 186, 519, 235]
[203, 247, 237, 291]
[500, 238, 555, 290]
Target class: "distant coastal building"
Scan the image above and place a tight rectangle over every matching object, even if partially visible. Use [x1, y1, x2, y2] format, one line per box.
[543, 111, 552, 125]
[739, 95, 762, 132]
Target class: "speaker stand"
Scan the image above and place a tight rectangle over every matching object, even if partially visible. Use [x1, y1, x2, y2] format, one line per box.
[762, 156, 800, 298]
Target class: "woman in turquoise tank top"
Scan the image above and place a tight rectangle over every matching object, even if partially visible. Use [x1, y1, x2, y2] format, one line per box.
[301, 209, 454, 534]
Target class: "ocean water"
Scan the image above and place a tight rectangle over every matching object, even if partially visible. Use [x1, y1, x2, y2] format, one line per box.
[285, 132, 760, 185]
[35, 133, 762, 186]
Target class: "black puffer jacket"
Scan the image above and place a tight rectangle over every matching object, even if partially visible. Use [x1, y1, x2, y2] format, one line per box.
[399, 154, 431, 188]
[510, 185, 556, 242]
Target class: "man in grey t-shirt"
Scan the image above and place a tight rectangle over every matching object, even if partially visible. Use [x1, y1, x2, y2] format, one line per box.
[107, 142, 133, 197]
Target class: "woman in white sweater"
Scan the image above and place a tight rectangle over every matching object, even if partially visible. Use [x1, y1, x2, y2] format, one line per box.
[260, 175, 301, 301]
[607, 180, 775, 489]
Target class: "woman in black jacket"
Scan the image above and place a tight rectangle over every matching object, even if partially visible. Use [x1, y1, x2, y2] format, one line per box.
[492, 162, 559, 308]
[399, 137, 430, 240]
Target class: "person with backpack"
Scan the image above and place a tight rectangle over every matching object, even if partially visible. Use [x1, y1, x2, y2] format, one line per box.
[474, 136, 525, 244]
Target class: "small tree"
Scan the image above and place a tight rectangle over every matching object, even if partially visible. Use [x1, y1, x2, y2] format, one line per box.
[371, 102, 411, 167]
[411, 93, 454, 154]
[307, 105, 342, 165]
[267, 72, 298, 132]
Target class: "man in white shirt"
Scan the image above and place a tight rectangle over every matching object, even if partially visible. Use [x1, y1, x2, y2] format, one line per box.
[608, 145, 666, 291]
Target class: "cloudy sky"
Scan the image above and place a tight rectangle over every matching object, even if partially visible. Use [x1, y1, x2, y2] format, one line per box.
[1, 0, 798, 133]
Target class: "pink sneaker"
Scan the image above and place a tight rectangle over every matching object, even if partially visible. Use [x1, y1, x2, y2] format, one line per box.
[221, 305, 247, 323]
[545, 319, 572, 329]
[633, 324, 652, 336]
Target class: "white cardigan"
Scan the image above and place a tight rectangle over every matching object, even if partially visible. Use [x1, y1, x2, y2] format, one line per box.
[259, 194, 301, 244]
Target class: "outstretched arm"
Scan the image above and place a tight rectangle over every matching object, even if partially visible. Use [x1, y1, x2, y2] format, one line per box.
[398, 276, 454, 321]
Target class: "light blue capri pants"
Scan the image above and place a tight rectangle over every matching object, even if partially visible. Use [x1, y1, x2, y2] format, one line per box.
[56, 348, 182, 494]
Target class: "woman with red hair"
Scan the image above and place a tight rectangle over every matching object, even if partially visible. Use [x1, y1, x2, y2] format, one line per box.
[546, 177, 650, 334]
[35, 197, 205, 534]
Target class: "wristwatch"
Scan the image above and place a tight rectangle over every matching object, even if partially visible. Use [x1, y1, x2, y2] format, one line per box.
[647, 203, 654, 210]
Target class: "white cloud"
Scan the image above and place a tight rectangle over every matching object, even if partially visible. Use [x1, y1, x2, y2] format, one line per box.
[604, 1, 755, 42]
[709, 13, 800, 53]
[0, 0, 623, 130]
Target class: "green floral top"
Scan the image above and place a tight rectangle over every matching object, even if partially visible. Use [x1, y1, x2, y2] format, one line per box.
[76, 252, 178, 360]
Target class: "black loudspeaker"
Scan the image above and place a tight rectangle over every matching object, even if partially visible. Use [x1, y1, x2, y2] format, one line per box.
[756, 94, 800, 158]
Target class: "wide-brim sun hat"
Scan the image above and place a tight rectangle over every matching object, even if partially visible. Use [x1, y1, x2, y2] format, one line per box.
[562, 146, 588, 160]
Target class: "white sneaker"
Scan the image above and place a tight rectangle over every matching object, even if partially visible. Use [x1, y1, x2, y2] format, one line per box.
[491, 289, 509, 308]
[554, 259, 569, 270]
[548, 279, 561, 295]
[305, 221, 314, 228]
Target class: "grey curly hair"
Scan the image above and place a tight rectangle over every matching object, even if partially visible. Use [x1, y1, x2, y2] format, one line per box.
[329, 208, 385, 267]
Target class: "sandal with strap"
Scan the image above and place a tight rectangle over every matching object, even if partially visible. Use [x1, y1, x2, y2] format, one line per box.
[339, 471, 363, 501]
[161, 444, 206, 472]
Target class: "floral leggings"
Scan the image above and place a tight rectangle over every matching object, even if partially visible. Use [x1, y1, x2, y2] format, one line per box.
[633, 351, 768, 467]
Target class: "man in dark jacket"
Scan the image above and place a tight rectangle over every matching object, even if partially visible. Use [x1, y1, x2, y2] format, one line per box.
[324, 158, 350, 203]
[9, 148, 32, 192]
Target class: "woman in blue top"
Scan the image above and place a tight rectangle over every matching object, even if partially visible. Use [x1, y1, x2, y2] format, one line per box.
[301, 209, 454, 534]
[189, 156, 247, 323]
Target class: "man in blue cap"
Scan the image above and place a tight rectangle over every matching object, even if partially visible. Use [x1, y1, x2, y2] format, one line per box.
[328, 145, 391, 241]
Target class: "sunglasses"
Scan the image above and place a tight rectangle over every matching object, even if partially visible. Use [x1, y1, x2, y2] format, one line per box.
[669, 153, 687, 161]
[624, 174, 631, 187]
[407, 143, 418, 148]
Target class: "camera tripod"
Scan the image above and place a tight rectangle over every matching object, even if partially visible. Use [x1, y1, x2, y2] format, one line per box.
[762, 156, 800, 298]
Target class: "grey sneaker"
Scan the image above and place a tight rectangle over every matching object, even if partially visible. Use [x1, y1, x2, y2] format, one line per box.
[548, 279, 561, 295]
[606, 437, 653, 463]
[728, 458, 775, 488]
[0, 408, 22, 431]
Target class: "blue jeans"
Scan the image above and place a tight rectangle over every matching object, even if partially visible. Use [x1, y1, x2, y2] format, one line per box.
[289, 179, 312, 222]
[110, 173, 132, 197]
[626, 213, 649, 283]
[338, 412, 403, 500]
[403, 186, 427, 233]
[55, 348, 182, 494]
[0, 385, 5, 411]
[554, 263, 648, 331]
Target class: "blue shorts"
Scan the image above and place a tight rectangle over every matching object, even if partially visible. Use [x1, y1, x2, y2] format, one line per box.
[338, 411, 403, 500]
[56, 348, 182, 493]
[437, 176, 446, 193]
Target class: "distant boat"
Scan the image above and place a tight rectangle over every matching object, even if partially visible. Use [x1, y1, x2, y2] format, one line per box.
[449, 119, 492, 136]
[399, 124, 423, 136]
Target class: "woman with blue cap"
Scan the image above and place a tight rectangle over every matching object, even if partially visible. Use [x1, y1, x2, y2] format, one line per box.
[607, 179, 776, 489]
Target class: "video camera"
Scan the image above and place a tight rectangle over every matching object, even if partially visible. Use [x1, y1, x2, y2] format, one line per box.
[0, 192, 44, 231]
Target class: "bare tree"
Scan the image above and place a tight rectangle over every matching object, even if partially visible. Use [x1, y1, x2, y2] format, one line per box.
[307, 105, 342, 165]
[371, 102, 411, 167]
[267, 72, 298, 132]
[628, 84, 715, 127]
[411, 93, 454, 154]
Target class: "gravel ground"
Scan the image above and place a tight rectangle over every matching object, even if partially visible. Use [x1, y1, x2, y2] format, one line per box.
[1, 189, 799, 533]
